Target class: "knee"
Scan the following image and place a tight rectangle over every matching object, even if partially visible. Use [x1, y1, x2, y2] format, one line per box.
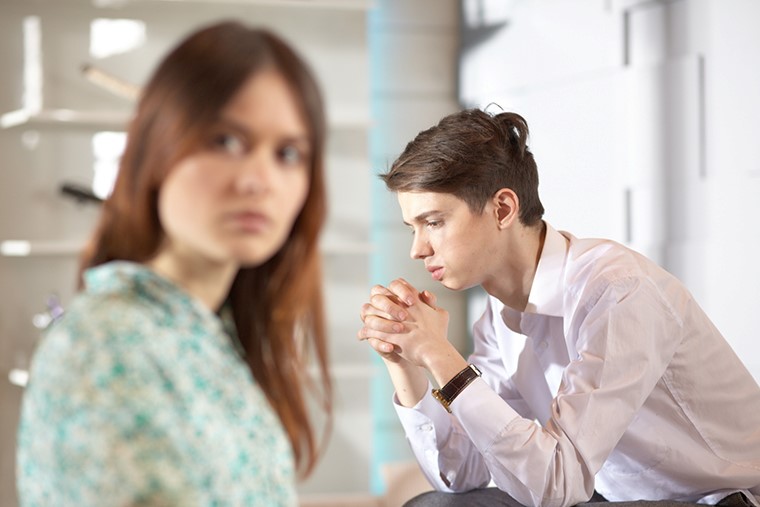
[403, 490, 458, 507]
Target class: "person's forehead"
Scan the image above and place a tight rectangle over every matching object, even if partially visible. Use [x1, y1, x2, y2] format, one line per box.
[397, 191, 467, 222]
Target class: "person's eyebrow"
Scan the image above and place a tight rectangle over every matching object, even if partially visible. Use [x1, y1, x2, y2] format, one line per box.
[216, 116, 311, 147]
[403, 210, 441, 227]
[213, 117, 249, 136]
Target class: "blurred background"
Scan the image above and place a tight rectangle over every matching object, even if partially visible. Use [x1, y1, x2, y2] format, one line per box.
[1, 1, 758, 506]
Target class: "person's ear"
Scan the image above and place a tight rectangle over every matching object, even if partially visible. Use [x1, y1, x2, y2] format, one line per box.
[493, 188, 519, 229]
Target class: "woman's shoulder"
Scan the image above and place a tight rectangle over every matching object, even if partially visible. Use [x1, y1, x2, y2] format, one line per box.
[50, 289, 159, 348]
[26, 286, 167, 395]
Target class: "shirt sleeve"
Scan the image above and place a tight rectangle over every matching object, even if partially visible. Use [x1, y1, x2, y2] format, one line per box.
[17, 307, 195, 507]
[468, 275, 684, 507]
[394, 383, 495, 492]
[400, 275, 685, 507]
[393, 297, 528, 492]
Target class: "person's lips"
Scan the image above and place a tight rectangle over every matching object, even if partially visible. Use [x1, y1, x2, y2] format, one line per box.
[427, 265, 444, 281]
[227, 211, 271, 233]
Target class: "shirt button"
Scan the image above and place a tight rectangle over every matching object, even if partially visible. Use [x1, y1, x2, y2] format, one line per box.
[420, 424, 433, 432]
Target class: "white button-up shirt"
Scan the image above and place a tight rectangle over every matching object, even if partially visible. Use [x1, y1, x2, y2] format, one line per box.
[395, 223, 760, 507]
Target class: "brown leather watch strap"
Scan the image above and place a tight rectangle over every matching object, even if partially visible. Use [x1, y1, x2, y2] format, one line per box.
[431, 364, 481, 412]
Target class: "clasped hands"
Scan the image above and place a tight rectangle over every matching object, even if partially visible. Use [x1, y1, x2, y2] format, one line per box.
[358, 278, 450, 368]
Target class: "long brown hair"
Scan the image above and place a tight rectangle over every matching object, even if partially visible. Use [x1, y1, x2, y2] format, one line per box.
[79, 21, 331, 477]
[383, 109, 545, 226]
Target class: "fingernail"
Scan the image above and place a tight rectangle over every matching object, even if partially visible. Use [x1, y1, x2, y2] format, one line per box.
[393, 323, 403, 332]
[397, 311, 406, 320]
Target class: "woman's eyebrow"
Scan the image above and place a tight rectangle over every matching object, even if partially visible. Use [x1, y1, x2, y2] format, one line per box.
[216, 116, 311, 146]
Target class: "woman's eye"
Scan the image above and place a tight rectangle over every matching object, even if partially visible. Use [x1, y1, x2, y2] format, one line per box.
[214, 133, 246, 155]
[426, 221, 441, 229]
[278, 145, 304, 166]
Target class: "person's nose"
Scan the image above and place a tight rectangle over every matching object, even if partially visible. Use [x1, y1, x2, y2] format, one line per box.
[409, 230, 432, 260]
[235, 150, 273, 195]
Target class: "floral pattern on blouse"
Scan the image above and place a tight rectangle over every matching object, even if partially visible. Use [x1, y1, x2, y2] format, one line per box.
[17, 261, 296, 507]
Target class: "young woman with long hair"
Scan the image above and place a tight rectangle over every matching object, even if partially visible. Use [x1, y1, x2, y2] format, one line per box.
[17, 21, 331, 506]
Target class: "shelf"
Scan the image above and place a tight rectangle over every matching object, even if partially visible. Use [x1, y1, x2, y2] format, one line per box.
[328, 109, 373, 131]
[0, 108, 131, 130]
[5, 363, 373, 389]
[0, 240, 84, 257]
[321, 240, 374, 256]
[1, 108, 370, 131]
[123, 0, 374, 10]
[8, 368, 29, 388]
[1, 239, 373, 258]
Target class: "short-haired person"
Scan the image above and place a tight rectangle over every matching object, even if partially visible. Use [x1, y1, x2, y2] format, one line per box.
[359, 109, 760, 507]
[17, 21, 331, 506]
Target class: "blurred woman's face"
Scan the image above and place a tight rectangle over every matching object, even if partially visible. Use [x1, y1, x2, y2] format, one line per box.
[156, 70, 311, 271]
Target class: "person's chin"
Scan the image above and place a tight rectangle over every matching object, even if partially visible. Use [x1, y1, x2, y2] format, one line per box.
[439, 278, 463, 292]
[440, 277, 477, 292]
[235, 247, 278, 268]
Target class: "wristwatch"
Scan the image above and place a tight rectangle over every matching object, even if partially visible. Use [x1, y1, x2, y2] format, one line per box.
[431, 364, 481, 413]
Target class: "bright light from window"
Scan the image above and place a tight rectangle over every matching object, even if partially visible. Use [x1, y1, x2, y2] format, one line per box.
[23, 16, 42, 113]
[89, 18, 146, 59]
[92, 131, 126, 200]
[0, 240, 32, 257]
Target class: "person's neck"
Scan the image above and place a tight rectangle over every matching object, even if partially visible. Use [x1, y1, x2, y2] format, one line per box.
[146, 252, 238, 312]
[482, 221, 547, 311]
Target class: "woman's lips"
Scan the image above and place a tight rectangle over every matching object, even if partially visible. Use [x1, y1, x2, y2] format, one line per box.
[228, 211, 270, 233]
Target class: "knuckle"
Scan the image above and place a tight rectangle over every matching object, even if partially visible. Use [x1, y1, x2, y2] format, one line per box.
[369, 294, 388, 308]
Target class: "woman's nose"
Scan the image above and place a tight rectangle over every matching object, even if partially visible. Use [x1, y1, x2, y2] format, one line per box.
[235, 151, 272, 194]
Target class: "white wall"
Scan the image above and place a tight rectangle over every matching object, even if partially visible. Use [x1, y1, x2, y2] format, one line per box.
[459, 0, 760, 383]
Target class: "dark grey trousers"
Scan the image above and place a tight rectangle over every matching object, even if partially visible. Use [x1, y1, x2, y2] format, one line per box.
[402, 489, 754, 507]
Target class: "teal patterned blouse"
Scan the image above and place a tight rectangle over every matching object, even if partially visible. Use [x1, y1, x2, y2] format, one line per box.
[17, 261, 297, 506]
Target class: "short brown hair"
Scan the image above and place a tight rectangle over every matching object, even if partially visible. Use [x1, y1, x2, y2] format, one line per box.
[382, 109, 545, 226]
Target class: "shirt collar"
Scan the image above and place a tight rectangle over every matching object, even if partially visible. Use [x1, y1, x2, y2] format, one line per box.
[523, 222, 568, 317]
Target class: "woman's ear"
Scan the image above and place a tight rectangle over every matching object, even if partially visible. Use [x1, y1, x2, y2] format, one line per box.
[493, 188, 519, 229]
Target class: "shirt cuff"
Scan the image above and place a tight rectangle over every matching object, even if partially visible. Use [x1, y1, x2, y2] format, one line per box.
[450, 377, 520, 451]
[394, 381, 454, 446]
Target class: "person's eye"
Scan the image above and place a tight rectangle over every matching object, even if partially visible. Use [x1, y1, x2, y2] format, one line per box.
[213, 132, 247, 156]
[278, 144, 305, 166]
[426, 220, 442, 229]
